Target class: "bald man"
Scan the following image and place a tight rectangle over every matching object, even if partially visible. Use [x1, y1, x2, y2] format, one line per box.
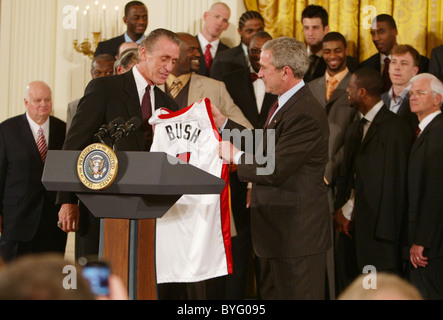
[0, 81, 67, 262]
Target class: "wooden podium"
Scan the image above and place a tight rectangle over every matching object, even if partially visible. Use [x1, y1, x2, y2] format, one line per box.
[42, 150, 225, 300]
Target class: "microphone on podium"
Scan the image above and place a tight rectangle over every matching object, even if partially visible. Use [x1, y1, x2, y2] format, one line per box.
[94, 117, 125, 144]
[111, 117, 142, 143]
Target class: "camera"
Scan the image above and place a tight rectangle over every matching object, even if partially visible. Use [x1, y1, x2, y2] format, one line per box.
[80, 259, 110, 296]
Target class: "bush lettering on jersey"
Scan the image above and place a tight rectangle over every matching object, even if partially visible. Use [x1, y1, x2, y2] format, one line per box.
[165, 124, 201, 143]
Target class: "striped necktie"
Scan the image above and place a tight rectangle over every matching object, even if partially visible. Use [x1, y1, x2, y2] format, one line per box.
[37, 127, 48, 162]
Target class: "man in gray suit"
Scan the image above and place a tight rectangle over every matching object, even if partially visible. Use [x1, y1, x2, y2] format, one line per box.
[308, 32, 358, 298]
[217, 37, 331, 299]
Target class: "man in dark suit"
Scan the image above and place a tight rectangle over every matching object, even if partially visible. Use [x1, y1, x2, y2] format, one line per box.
[0, 81, 67, 262]
[94, 1, 148, 58]
[334, 68, 413, 282]
[308, 31, 358, 298]
[218, 37, 331, 299]
[301, 5, 357, 83]
[407, 73, 443, 300]
[210, 10, 264, 79]
[381, 44, 420, 133]
[212, 31, 275, 299]
[359, 14, 429, 93]
[57, 29, 180, 259]
[429, 44, 443, 82]
[195, 2, 231, 77]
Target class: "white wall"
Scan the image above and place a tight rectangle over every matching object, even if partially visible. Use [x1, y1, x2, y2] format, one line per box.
[0, 0, 246, 123]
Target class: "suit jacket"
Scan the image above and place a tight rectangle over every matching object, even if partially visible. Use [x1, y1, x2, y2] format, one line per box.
[195, 35, 230, 77]
[408, 113, 443, 258]
[0, 115, 66, 242]
[94, 34, 126, 57]
[226, 84, 331, 259]
[381, 91, 419, 134]
[57, 68, 179, 204]
[308, 72, 358, 211]
[304, 56, 358, 83]
[160, 74, 253, 129]
[66, 98, 80, 132]
[210, 44, 248, 80]
[429, 44, 443, 82]
[219, 66, 277, 129]
[335, 105, 413, 270]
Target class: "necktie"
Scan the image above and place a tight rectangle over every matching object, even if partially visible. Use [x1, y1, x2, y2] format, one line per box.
[382, 57, 392, 93]
[250, 72, 258, 82]
[204, 44, 213, 71]
[141, 85, 153, 148]
[414, 126, 421, 140]
[356, 117, 368, 152]
[266, 100, 279, 127]
[169, 78, 183, 99]
[37, 127, 48, 163]
[326, 76, 338, 101]
[306, 54, 319, 79]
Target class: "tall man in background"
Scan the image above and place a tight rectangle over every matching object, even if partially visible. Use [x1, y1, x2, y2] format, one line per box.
[195, 2, 231, 77]
[94, 1, 148, 58]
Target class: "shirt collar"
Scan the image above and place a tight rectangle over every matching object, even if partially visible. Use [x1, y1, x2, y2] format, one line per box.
[278, 80, 305, 108]
[26, 112, 49, 140]
[133, 65, 153, 104]
[362, 100, 384, 123]
[124, 32, 145, 44]
[389, 84, 411, 102]
[197, 33, 220, 49]
[325, 67, 349, 83]
[419, 110, 442, 132]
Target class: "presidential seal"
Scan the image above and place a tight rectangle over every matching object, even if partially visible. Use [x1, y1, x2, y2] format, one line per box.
[77, 143, 118, 190]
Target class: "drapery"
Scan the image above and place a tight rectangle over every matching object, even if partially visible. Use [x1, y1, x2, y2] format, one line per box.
[244, 0, 442, 62]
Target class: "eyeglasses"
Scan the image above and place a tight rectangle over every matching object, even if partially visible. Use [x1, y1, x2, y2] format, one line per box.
[409, 90, 430, 97]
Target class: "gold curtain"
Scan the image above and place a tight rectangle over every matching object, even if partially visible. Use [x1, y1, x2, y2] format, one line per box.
[244, 0, 443, 63]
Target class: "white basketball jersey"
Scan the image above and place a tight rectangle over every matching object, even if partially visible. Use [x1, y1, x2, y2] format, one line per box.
[149, 98, 233, 283]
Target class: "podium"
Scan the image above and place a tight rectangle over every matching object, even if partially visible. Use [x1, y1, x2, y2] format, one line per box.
[42, 150, 225, 300]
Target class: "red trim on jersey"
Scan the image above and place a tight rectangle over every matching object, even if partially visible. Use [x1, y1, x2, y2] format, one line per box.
[220, 162, 233, 275]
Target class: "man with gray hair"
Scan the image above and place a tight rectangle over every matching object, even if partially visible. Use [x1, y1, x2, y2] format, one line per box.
[217, 37, 331, 299]
[407, 73, 443, 300]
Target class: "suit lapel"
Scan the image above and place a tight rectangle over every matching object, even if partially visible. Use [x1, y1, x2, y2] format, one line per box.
[410, 113, 443, 156]
[360, 105, 388, 150]
[267, 85, 308, 129]
[188, 75, 205, 104]
[123, 70, 147, 150]
[18, 114, 43, 163]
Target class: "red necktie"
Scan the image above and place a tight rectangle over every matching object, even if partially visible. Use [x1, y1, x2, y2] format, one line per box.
[204, 44, 213, 71]
[37, 127, 48, 163]
[250, 72, 258, 82]
[266, 100, 278, 127]
[141, 85, 153, 148]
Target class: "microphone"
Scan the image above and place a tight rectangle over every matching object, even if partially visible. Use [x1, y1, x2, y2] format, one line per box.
[111, 117, 142, 141]
[94, 117, 125, 143]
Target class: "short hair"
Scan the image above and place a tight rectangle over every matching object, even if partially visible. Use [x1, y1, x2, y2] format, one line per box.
[0, 254, 96, 300]
[391, 44, 420, 67]
[262, 37, 309, 79]
[411, 73, 443, 106]
[353, 67, 384, 96]
[322, 31, 347, 48]
[92, 54, 116, 69]
[139, 28, 180, 54]
[209, 2, 231, 14]
[124, 1, 147, 17]
[114, 48, 138, 73]
[250, 30, 273, 43]
[373, 14, 397, 30]
[301, 5, 329, 27]
[238, 10, 264, 30]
